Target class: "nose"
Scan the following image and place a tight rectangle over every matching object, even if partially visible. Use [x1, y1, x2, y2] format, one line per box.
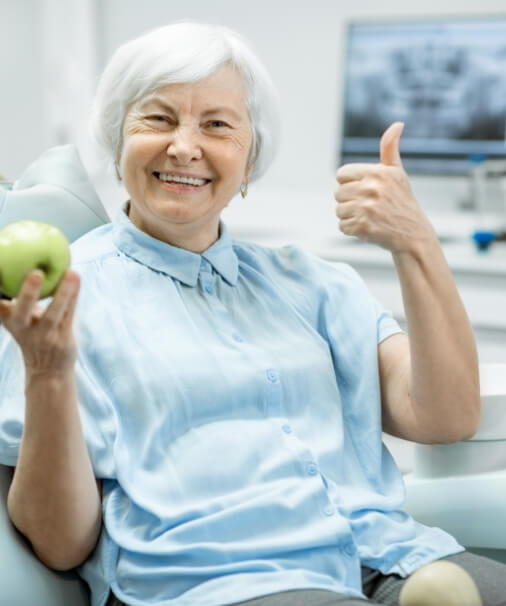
[166, 125, 203, 164]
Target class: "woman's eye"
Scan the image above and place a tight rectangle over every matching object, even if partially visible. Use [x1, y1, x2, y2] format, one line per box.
[207, 120, 228, 128]
[145, 115, 175, 126]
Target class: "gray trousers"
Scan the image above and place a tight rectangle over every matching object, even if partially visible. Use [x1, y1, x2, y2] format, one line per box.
[106, 551, 506, 606]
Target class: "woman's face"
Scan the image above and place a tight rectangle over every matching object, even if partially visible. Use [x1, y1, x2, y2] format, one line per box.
[119, 64, 253, 252]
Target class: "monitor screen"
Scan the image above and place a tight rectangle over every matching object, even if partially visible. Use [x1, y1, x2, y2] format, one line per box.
[339, 16, 506, 174]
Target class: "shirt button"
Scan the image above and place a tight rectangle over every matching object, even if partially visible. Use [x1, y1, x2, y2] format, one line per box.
[266, 369, 278, 383]
[200, 259, 212, 273]
[281, 424, 292, 434]
[232, 334, 243, 342]
[324, 505, 335, 516]
[307, 463, 318, 476]
[204, 285, 213, 294]
[343, 541, 356, 556]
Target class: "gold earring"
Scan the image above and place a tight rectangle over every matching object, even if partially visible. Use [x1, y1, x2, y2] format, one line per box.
[240, 182, 248, 199]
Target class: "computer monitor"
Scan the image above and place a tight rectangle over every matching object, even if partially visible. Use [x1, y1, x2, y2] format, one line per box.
[339, 16, 506, 175]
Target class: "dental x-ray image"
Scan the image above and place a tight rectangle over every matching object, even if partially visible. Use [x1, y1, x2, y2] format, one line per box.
[340, 18, 506, 174]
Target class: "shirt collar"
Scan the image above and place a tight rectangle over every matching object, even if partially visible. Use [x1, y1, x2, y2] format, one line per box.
[112, 204, 239, 287]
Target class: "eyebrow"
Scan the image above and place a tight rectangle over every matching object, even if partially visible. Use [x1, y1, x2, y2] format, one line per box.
[138, 96, 175, 112]
[139, 96, 245, 122]
[201, 106, 245, 120]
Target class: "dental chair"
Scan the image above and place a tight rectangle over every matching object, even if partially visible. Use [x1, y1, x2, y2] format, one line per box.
[403, 362, 506, 565]
[0, 145, 108, 605]
[0, 147, 505, 605]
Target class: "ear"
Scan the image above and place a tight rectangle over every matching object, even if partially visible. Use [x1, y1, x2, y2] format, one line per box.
[115, 149, 123, 181]
[239, 164, 250, 200]
[243, 162, 251, 186]
[244, 132, 258, 184]
[115, 129, 126, 181]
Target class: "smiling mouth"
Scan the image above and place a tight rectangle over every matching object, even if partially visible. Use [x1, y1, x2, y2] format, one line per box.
[153, 172, 211, 188]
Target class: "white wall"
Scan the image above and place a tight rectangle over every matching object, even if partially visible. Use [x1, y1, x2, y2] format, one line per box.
[1, 0, 98, 179]
[2, 0, 506, 217]
[0, 0, 45, 180]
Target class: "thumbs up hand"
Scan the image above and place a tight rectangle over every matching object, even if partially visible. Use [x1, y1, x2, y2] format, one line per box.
[335, 122, 436, 254]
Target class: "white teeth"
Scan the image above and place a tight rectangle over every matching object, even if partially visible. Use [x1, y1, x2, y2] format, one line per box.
[157, 173, 208, 186]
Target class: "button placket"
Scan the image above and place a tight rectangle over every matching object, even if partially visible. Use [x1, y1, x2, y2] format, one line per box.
[266, 368, 278, 383]
[306, 463, 318, 476]
[277, 425, 337, 520]
[197, 266, 248, 348]
[343, 541, 356, 556]
[323, 505, 335, 517]
[199, 259, 215, 296]
[264, 367, 282, 417]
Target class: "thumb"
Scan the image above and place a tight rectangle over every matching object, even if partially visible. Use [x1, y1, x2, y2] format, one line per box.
[380, 122, 404, 167]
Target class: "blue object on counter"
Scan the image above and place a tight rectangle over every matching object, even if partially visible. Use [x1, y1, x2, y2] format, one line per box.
[469, 153, 488, 165]
[472, 230, 496, 252]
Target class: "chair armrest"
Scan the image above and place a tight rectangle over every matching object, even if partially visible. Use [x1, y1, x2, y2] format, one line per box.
[0, 464, 90, 605]
[403, 466, 506, 553]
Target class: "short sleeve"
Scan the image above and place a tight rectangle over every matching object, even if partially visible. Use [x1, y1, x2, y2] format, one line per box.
[373, 297, 404, 344]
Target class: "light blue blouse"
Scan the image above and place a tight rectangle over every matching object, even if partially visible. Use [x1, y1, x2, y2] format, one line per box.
[0, 205, 462, 606]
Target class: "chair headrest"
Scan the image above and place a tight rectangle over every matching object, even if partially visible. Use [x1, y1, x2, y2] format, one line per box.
[0, 145, 110, 243]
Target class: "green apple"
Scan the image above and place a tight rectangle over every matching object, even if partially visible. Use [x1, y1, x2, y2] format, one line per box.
[0, 220, 70, 299]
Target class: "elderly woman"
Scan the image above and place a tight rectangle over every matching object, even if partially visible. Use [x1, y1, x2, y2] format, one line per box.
[1, 21, 505, 606]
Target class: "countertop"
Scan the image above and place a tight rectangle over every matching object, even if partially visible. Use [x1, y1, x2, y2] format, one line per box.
[224, 197, 506, 276]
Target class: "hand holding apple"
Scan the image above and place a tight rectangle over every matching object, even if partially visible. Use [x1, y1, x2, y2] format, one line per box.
[0, 268, 80, 375]
[0, 221, 78, 375]
[0, 220, 70, 299]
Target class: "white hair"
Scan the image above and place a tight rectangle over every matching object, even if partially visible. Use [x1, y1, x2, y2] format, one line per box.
[89, 21, 281, 182]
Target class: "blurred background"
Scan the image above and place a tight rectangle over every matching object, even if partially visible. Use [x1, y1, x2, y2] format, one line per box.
[2, 0, 505, 205]
[2, 0, 506, 375]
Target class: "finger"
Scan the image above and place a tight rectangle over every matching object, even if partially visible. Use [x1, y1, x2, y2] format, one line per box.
[338, 217, 359, 237]
[336, 163, 376, 184]
[59, 273, 80, 332]
[335, 181, 362, 203]
[44, 271, 80, 327]
[336, 200, 358, 220]
[11, 271, 44, 326]
[380, 122, 404, 167]
[339, 216, 370, 240]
